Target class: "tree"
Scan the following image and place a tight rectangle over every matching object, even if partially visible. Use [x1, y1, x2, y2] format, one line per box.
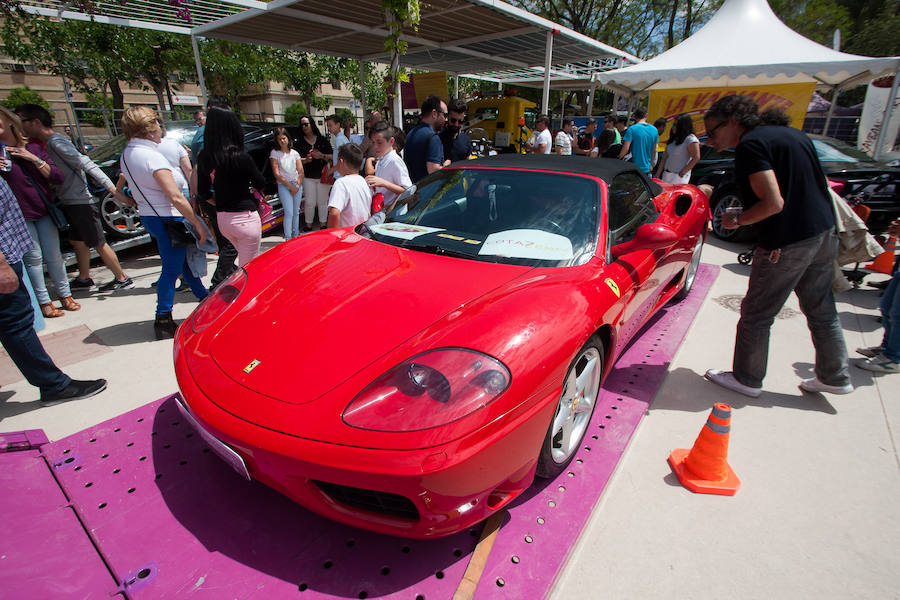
[0, 15, 196, 112]
[1, 85, 50, 110]
[284, 102, 308, 125]
[769, 0, 852, 48]
[271, 51, 349, 115]
[198, 39, 278, 114]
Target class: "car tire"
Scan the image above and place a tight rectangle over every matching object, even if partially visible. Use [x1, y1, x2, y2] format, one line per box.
[536, 336, 605, 479]
[97, 192, 144, 239]
[710, 187, 751, 242]
[673, 229, 706, 302]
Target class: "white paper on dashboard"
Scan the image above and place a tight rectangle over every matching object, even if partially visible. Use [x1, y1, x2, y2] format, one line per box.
[369, 223, 446, 240]
[479, 229, 574, 260]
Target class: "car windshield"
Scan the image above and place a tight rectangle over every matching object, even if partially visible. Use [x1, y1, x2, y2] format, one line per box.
[369, 168, 599, 267]
[812, 138, 867, 164]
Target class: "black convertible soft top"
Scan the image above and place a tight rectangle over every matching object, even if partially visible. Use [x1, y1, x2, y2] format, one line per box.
[456, 154, 664, 196]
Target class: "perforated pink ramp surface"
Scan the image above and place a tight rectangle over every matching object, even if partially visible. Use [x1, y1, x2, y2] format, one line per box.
[23, 264, 717, 600]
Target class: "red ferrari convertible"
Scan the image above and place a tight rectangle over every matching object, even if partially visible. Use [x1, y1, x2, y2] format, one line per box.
[174, 155, 709, 538]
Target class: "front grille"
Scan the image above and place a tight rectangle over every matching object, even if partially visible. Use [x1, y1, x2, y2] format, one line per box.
[312, 480, 419, 521]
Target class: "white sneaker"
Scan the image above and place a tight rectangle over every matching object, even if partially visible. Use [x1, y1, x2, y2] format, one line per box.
[704, 369, 762, 398]
[799, 377, 854, 395]
[856, 354, 900, 374]
[855, 346, 883, 359]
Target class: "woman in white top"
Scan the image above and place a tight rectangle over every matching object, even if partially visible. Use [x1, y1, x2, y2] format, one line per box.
[118, 106, 208, 339]
[655, 114, 701, 184]
[555, 119, 574, 155]
[269, 127, 304, 240]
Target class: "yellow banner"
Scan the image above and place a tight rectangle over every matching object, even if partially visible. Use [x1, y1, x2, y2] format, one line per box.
[411, 71, 449, 107]
[648, 82, 815, 138]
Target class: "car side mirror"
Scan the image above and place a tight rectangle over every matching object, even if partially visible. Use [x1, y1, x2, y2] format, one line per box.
[611, 222, 678, 259]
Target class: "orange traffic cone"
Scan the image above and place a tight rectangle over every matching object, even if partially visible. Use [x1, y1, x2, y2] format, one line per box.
[668, 403, 740, 496]
[864, 235, 898, 275]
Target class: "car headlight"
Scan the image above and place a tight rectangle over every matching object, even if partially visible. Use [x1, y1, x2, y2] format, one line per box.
[342, 348, 511, 432]
[190, 268, 247, 333]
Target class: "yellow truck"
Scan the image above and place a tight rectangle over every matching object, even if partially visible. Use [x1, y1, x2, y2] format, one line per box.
[467, 95, 538, 153]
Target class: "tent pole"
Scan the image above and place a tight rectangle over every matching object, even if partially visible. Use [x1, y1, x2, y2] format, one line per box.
[393, 75, 401, 129]
[612, 58, 623, 113]
[541, 30, 554, 114]
[822, 85, 840, 137]
[191, 35, 208, 108]
[586, 74, 597, 117]
[454, 74, 459, 98]
[873, 72, 900, 161]
[359, 60, 367, 113]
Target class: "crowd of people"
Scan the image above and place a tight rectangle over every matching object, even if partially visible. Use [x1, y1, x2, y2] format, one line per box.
[0, 91, 897, 407]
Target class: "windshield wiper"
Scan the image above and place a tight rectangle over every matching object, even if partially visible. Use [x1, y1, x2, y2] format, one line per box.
[404, 242, 500, 262]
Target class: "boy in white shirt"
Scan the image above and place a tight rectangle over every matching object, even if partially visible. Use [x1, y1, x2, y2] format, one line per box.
[364, 121, 412, 207]
[327, 143, 372, 228]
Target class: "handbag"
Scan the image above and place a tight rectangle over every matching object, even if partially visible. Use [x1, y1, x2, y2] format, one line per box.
[121, 154, 196, 248]
[22, 169, 68, 231]
[320, 166, 335, 185]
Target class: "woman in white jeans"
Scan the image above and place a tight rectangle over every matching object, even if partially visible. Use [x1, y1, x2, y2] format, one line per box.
[296, 115, 333, 230]
[269, 128, 303, 239]
[655, 114, 701, 184]
[0, 105, 79, 318]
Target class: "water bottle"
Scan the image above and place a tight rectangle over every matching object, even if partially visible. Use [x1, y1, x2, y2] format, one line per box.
[0, 143, 10, 172]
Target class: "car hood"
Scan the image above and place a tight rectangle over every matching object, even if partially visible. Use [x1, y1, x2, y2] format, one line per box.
[208, 234, 532, 405]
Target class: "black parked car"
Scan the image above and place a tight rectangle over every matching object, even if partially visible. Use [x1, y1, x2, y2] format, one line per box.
[86, 121, 291, 239]
[691, 134, 900, 241]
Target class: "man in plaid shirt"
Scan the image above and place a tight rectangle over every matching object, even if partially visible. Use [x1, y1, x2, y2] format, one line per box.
[0, 178, 106, 404]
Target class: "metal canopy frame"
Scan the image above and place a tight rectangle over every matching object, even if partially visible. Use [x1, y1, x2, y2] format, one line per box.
[12, 0, 639, 122]
[192, 0, 640, 119]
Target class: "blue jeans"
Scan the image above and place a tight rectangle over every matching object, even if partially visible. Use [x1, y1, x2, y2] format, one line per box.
[734, 230, 850, 388]
[277, 181, 303, 240]
[880, 272, 900, 361]
[0, 261, 70, 393]
[141, 215, 208, 316]
[23, 216, 71, 304]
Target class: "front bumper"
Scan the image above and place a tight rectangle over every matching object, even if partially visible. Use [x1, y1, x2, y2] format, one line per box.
[174, 339, 556, 538]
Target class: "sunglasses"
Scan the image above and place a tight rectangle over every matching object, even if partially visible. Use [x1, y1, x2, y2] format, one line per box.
[706, 120, 727, 138]
[301, 122, 311, 127]
[448, 117, 465, 125]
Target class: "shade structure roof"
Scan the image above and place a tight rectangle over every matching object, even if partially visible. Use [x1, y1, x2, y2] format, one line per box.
[595, 0, 900, 95]
[193, 0, 640, 76]
[15, 0, 264, 35]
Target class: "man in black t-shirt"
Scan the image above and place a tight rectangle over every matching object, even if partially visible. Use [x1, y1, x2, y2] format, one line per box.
[574, 118, 597, 156]
[439, 98, 472, 163]
[702, 95, 851, 398]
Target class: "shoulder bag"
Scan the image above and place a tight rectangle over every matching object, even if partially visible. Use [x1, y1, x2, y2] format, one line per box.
[121, 153, 195, 248]
[21, 168, 68, 231]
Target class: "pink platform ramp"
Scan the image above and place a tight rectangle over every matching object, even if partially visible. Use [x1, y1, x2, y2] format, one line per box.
[3, 265, 718, 600]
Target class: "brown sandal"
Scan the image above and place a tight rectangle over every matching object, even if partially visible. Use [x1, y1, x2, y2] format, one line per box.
[40, 302, 65, 318]
[59, 296, 81, 311]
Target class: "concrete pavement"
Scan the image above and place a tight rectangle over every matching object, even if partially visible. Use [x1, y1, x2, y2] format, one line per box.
[1, 232, 897, 599]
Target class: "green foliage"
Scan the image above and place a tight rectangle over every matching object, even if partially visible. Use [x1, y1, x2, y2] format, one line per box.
[200, 39, 280, 114]
[769, 0, 852, 47]
[284, 102, 309, 125]
[845, 4, 900, 57]
[511, 0, 722, 58]
[2, 85, 49, 110]
[334, 107, 355, 122]
[82, 91, 112, 127]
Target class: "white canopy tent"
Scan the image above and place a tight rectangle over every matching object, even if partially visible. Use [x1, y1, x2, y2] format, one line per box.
[595, 0, 900, 158]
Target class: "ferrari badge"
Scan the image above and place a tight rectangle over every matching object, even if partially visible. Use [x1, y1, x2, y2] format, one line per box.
[243, 359, 261, 374]
[605, 278, 621, 298]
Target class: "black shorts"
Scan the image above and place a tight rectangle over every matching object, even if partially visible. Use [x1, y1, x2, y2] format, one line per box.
[63, 203, 106, 247]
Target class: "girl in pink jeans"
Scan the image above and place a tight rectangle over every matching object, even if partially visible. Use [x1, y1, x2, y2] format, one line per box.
[217, 209, 261, 266]
[196, 108, 266, 267]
